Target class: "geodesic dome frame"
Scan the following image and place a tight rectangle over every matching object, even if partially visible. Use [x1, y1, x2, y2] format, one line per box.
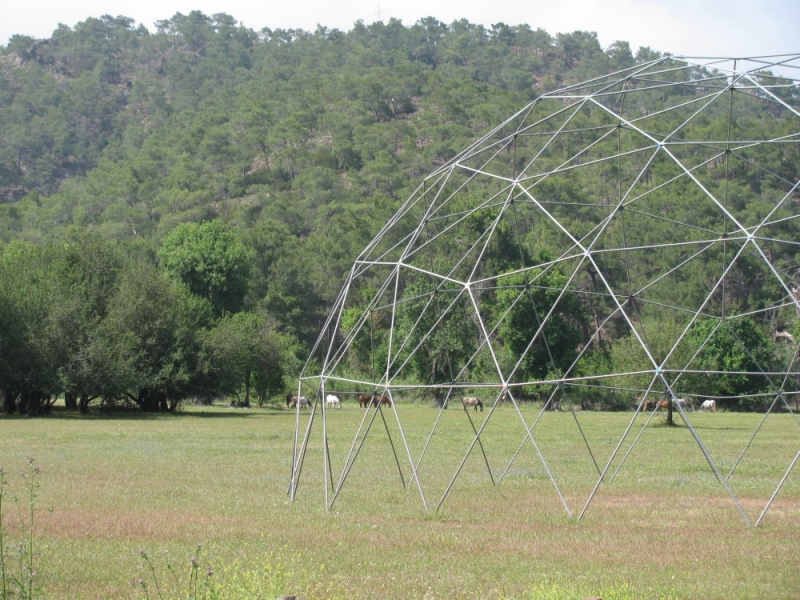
[289, 54, 800, 525]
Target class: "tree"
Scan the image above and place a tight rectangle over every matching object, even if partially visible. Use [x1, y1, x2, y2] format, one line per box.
[0, 240, 105, 415]
[201, 311, 293, 406]
[682, 317, 777, 410]
[606, 317, 693, 420]
[98, 262, 214, 411]
[158, 219, 253, 315]
[495, 269, 586, 384]
[392, 276, 480, 392]
[0, 247, 30, 413]
[48, 233, 127, 412]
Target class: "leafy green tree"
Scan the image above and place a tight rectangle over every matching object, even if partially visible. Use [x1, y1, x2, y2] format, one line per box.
[681, 318, 777, 410]
[606, 317, 693, 420]
[53, 234, 127, 411]
[0, 246, 31, 413]
[495, 269, 586, 383]
[201, 311, 294, 406]
[0, 239, 120, 414]
[158, 219, 253, 315]
[392, 277, 480, 390]
[98, 262, 214, 411]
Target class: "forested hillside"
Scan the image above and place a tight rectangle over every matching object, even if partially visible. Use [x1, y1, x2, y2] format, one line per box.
[1, 13, 797, 414]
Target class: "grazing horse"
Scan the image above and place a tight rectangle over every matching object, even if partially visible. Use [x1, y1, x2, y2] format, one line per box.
[673, 397, 692, 411]
[358, 393, 388, 407]
[701, 399, 717, 412]
[643, 399, 657, 411]
[657, 399, 670, 410]
[325, 394, 341, 409]
[462, 396, 483, 412]
[370, 394, 390, 407]
[287, 395, 310, 409]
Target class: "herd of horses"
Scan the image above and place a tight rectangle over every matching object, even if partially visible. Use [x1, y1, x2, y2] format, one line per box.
[642, 397, 716, 412]
[287, 393, 717, 413]
[285, 392, 391, 409]
[285, 393, 482, 411]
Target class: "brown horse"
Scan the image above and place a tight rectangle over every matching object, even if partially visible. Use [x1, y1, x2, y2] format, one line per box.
[643, 399, 657, 411]
[462, 396, 483, 412]
[371, 394, 390, 407]
[358, 393, 391, 407]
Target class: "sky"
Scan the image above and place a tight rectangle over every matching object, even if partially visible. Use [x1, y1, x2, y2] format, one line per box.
[2, 0, 798, 60]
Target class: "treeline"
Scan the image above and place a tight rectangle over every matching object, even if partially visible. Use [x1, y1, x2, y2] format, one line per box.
[0, 225, 298, 415]
[0, 14, 797, 413]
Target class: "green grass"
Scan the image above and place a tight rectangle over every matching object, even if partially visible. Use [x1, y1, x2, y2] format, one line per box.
[1, 404, 798, 598]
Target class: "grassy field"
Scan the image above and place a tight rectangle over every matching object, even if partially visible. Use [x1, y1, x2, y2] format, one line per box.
[1, 402, 798, 599]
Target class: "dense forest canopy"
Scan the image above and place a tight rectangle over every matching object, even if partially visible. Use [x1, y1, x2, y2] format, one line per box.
[0, 13, 797, 414]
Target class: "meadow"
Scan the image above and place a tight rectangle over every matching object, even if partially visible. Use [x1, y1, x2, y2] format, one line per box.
[1, 402, 798, 599]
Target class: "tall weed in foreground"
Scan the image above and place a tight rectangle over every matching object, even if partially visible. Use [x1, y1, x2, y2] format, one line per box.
[135, 548, 345, 600]
[136, 545, 216, 600]
[0, 458, 43, 599]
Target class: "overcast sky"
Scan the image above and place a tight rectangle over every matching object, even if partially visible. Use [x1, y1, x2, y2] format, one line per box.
[2, 0, 798, 59]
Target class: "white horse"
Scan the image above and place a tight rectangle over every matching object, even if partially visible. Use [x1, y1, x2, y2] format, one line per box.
[325, 394, 341, 409]
[701, 399, 716, 412]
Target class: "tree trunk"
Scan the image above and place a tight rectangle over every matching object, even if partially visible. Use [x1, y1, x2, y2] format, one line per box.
[78, 394, 92, 414]
[137, 388, 162, 412]
[64, 392, 78, 411]
[21, 391, 45, 416]
[3, 388, 17, 414]
[242, 371, 251, 408]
